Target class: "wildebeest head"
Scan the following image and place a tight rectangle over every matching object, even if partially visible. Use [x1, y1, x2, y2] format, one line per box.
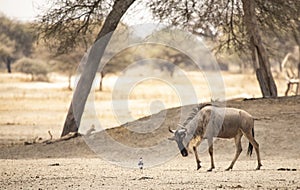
[168, 126, 188, 157]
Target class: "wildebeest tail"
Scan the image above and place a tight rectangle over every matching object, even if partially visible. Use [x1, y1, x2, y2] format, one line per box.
[247, 128, 254, 156]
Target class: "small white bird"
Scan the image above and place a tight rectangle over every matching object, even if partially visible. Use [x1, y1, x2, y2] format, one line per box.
[138, 157, 144, 170]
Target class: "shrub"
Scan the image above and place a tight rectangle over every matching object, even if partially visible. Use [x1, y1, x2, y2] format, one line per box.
[13, 58, 49, 81]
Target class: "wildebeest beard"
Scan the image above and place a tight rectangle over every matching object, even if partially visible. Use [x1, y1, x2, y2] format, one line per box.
[177, 140, 188, 157]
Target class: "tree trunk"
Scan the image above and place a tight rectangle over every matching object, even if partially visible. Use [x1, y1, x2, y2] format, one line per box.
[99, 71, 105, 91]
[68, 73, 72, 90]
[242, 0, 277, 97]
[6, 57, 11, 73]
[292, 45, 300, 95]
[293, 32, 300, 95]
[61, 0, 136, 137]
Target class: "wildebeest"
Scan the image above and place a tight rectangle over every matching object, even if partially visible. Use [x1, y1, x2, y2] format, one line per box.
[168, 103, 262, 171]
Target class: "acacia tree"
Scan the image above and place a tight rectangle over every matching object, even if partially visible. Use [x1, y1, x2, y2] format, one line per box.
[242, 0, 277, 96]
[38, 0, 136, 136]
[0, 16, 35, 73]
[52, 49, 84, 90]
[0, 41, 13, 73]
[38, 0, 300, 136]
[148, 0, 300, 97]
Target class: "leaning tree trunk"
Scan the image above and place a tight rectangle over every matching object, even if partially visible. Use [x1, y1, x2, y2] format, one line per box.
[242, 0, 277, 97]
[61, 0, 136, 137]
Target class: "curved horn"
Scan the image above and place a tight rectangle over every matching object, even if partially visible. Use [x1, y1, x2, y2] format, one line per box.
[177, 124, 185, 129]
[168, 126, 176, 133]
[177, 124, 187, 134]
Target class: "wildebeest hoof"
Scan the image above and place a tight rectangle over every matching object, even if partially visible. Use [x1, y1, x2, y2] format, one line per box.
[196, 161, 201, 170]
[225, 167, 232, 171]
[197, 165, 201, 170]
[256, 164, 262, 170]
[207, 167, 214, 172]
[197, 163, 201, 170]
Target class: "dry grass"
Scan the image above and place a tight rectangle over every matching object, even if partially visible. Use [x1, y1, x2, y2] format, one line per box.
[0, 70, 299, 190]
[0, 70, 288, 144]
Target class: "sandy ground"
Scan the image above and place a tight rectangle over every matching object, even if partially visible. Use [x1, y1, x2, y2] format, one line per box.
[0, 72, 299, 189]
[0, 158, 299, 189]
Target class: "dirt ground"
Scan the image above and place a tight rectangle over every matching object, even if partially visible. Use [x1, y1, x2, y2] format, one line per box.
[0, 72, 299, 189]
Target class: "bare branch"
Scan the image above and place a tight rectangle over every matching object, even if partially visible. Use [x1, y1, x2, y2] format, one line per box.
[148, 0, 300, 57]
[36, 0, 110, 54]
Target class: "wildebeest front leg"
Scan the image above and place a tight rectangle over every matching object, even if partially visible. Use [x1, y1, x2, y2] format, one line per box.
[193, 146, 201, 170]
[226, 132, 243, 171]
[207, 140, 215, 172]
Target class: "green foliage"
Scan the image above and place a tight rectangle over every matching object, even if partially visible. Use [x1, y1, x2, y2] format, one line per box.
[13, 58, 49, 81]
[0, 16, 36, 57]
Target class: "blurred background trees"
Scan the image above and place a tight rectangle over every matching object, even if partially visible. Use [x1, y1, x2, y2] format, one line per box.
[0, 16, 35, 73]
[13, 57, 48, 81]
[1, 0, 300, 136]
[0, 14, 91, 85]
[148, 0, 300, 97]
[1, 0, 299, 93]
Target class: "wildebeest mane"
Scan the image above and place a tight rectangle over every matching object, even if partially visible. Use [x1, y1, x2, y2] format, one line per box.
[182, 103, 212, 127]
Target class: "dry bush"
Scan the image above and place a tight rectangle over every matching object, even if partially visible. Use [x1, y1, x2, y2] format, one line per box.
[13, 58, 49, 81]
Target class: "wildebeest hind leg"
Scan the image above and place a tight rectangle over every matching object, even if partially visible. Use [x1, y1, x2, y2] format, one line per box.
[226, 132, 243, 171]
[244, 131, 262, 170]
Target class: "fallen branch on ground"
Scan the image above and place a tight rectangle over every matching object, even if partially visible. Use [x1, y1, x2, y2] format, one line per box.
[44, 132, 82, 144]
[24, 132, 82, 145]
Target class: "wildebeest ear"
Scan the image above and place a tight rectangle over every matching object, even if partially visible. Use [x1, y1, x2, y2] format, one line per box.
[168, 136, 176, 141]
